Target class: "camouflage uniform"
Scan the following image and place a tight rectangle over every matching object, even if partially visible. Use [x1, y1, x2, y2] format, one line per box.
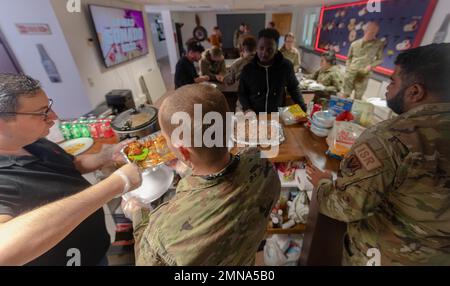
[280, 46, 301, 72]
[343, 38, 384, 100]
[133, 148, 281, 266]
[317, 103, 450, 266]
[199, 49, 226, 81]
[307, 65, 343, 95]
[224, 54, 256, 85]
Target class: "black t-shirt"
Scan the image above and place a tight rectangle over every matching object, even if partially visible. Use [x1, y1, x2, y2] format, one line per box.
[174, 56, 198, 89]
[0, 139, 110, 266]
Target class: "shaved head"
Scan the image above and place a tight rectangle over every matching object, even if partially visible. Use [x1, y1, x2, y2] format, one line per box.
[158, 84, 230, 165]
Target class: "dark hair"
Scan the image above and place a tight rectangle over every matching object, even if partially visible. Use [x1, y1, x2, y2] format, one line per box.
[269, 21, 275, 28]
[240, 35, 257, 52]
[322, 50, 337, 65]
[186, 40, 205, 53]
[258, 28, 280, 44]
[394, 43, 450, 98]
[0, 73, 41, 119]
[213, 26, 219, 30]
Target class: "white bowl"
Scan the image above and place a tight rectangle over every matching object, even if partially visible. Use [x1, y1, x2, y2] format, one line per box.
[312, 111, 336, 129]
[310, 122, 331, 137]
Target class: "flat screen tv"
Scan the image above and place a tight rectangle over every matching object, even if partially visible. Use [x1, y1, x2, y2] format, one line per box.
[88, 5, 149, 68]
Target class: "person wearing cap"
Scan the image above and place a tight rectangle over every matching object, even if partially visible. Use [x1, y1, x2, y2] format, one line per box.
[0, 73, 142, 266]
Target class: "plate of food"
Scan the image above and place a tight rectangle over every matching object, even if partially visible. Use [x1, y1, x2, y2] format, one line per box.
[231, 116, 285, 146]
[59, 138, 94, 156]
[121, 131, 177, 170]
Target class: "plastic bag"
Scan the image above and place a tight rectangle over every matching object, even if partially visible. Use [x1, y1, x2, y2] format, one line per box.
[351, 100, 374, 126]
[327, 121, 366, 158]
[279, 104, 308, 125]
[263, 234, 303, 266]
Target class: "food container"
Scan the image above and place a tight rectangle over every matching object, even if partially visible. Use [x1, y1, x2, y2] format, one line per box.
[111, 106, 159, 140]
[312, 111, 336, 129]
[231, 117, 285, 146]
[310, 121, 331, 137]
[121, 131, 177, 171]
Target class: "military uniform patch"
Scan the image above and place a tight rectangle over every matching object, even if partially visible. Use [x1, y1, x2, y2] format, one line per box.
[354, 143, 382, 171]
[342, 155, 363, 177]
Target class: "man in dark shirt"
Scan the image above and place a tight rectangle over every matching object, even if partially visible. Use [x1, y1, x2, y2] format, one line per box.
[238, 28, 307, 113]
[0, 73, 141, 266]
[175, 41, 210, 89]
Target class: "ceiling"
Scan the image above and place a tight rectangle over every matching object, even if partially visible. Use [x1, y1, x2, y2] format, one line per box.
[124, 0, 352, 11]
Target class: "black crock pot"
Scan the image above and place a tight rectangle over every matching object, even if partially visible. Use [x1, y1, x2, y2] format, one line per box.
[111, 106, 159, 140]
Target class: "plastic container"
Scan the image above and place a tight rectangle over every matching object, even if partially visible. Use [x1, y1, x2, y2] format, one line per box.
[312, 111, 336, 129]
[310, 121, 331, 137]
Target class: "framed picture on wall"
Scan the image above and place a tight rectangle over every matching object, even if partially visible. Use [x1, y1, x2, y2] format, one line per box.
[315, 0, 438, 76]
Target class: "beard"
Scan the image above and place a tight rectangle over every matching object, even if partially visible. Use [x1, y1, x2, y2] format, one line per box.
[387, 86, 407, 115]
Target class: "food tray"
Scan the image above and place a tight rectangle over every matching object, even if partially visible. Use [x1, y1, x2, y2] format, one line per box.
[231, 118, 285, 146]
[121, 131, 177, 171]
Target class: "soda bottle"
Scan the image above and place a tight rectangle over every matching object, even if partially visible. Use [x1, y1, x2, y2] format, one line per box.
[59, 120, 72, 140]
[87, 116, 100, 139]
[70, 120, 82, 139]
[78, 117, 91, 138]
[102, 116, 115, 138]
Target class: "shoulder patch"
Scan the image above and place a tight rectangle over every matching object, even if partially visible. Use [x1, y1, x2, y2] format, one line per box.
[354, 143, 382, 172]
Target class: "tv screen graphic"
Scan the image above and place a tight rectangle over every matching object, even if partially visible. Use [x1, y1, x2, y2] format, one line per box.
[89, 5, 149, 68]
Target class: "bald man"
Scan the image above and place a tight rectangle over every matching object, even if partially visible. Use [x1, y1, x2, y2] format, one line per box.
[130, 84, 281, 266]
[343, 21, 385, 99]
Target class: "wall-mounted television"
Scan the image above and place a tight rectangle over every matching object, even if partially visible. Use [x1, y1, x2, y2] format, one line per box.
[88, 5, 149, 68]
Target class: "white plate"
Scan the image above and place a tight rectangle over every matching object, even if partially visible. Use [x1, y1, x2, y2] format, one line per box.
[122, 165, 174, 204]
[59, 138, 94, 156]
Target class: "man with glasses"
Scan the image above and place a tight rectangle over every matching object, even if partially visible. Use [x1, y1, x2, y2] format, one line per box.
[0, 73, 141, 266]
[306, 43, 450, 266]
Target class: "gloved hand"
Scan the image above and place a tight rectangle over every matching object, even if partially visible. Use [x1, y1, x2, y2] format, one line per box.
[112, 163, 142, 195]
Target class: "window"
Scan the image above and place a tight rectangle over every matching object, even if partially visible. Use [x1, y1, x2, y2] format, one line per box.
[301, 7, 321, 48]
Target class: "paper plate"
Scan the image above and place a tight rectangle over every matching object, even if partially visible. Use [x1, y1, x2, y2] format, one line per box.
[122, 165, 174, 204]
[59, 138, 94, 156]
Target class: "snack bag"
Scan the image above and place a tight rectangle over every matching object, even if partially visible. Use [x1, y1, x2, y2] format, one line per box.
[327, 121, 366, 158]
[279, 104, 308, 125]
[328, 96, 353, 116]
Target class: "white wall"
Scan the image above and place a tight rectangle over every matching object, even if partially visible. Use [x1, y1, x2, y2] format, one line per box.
[421, 0, 450, 45]
[50, 0, 158, 108]
[147, 13, 168, 60]
[0, 0, 92, 119]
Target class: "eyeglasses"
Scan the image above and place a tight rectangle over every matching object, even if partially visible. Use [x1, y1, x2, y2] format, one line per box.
[0, 99, 54, 120]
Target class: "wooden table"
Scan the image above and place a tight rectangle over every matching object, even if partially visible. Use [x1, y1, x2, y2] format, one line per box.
[294, 128, 347, 266]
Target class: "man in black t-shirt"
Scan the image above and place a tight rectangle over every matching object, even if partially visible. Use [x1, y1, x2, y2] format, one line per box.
[0, 73, 141, 266]
[174, 41, 210, 89]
